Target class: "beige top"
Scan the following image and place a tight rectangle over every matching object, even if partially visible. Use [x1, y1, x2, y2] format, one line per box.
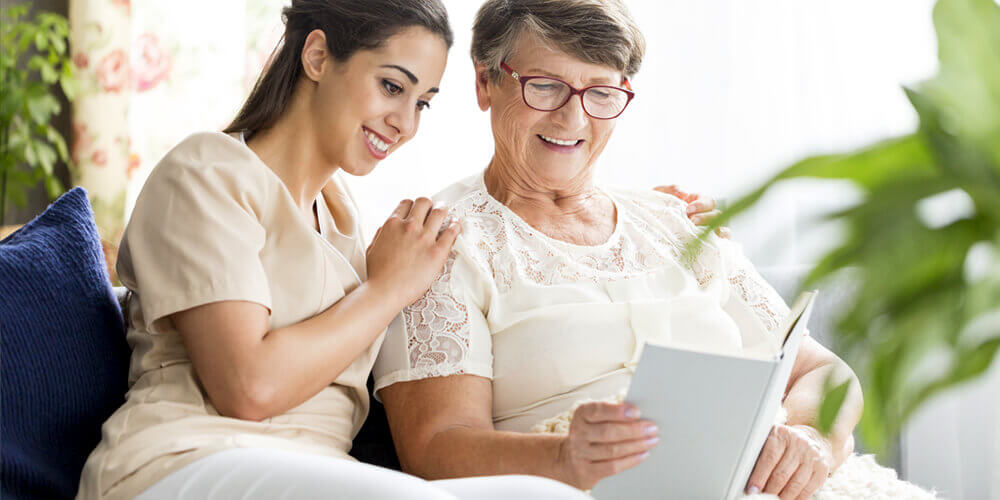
[77, 132, 380, 500]
[374, 173, 789, 432]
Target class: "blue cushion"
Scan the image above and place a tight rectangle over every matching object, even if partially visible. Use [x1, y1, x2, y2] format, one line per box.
[1, 188, 130, 500]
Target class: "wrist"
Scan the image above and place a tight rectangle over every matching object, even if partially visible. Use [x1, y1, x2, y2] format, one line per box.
[791, 424, 836, 465]
[364, 277, 409, 310]
[359, 279, 410, 317]
[551, 436, 578, 488]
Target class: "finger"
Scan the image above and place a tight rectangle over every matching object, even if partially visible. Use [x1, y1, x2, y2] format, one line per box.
[583, 420, 658, 444]
[763, 447, 802, 495]
[424, 205, 450, 232]
[590, 449, 650, 479]
[434, 221, 462, 251]
[653, 184, 683, 197]
[795, 467, 827, 500]
[578, 402, 642, 424]
[691, 210, 721, 226]
[747, 429, 785, 494]
[778, 462, 813, 500]
[715, 226, 732, 239]
[406, 197, 434, 224]
[587, 436, 659, 461]
[391, 199, 414, 219]
[685, 196, 717, 215]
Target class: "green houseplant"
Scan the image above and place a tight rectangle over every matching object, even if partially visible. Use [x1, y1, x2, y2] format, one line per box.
[698, 0, 1000, 456]
[0, 4, 77, 225]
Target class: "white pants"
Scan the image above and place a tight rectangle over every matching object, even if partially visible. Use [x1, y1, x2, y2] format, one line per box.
[136, 448, 592, 500]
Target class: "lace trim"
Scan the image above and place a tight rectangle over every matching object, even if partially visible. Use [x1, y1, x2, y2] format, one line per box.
[728, 269, 783, 332]
[402, 255, 472, 370]
[374, 362, 494, 393]
[453, 191, 719, 293]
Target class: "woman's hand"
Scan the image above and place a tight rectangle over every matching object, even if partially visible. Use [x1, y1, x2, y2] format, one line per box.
[654, 185, 731, 238]
[366, 198, 461, 308]
[556, 402, 659, 490]
[746, 424, 834, 499]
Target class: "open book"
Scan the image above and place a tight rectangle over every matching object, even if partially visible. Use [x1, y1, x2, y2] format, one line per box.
[592, 291, 818, 500]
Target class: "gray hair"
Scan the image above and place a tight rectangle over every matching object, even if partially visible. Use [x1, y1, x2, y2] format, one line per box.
[471, 0, 646, 84]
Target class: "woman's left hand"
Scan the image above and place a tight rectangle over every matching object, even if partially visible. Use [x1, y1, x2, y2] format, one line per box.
[746, 424, 834, 499]
[654, 185, 731, 238]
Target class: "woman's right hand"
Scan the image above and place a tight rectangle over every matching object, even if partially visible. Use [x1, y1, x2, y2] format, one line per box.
[557, 402, 660, 490]
[366, 198, 461, 308]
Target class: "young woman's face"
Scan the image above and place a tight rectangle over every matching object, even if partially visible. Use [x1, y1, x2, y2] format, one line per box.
[309, 26, 448, 176]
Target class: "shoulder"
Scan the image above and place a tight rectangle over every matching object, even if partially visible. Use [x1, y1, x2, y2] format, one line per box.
[136, 131, 274, 216]
[147, 132, 270, 193]
[431, 173, 499, 227]
[158, 131, 258, 171]
[605, 185, 691, 226]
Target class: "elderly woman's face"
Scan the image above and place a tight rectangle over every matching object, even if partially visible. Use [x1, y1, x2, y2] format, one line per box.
[482, 35, 625, 186]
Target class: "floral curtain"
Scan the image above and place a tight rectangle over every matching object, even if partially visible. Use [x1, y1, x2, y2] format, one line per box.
[69, 0, 285, 279]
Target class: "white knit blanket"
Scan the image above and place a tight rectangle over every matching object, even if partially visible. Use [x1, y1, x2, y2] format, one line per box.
[531, 398, 937, 499]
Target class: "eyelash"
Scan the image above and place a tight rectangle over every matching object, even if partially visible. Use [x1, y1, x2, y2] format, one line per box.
[382, 79, 431, 111]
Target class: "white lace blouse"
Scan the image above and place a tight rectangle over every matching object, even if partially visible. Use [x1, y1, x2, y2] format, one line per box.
[373, 173, 791, 432]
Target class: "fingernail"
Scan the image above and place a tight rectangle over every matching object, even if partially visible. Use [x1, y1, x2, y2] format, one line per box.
[687, 204, 696, 214]
[747, 486, 760, 494]
[644, 424, 658, 436]
[639, 451, 650, 460]
[645, 436, 660, 445]
[625, 408, 640, 419]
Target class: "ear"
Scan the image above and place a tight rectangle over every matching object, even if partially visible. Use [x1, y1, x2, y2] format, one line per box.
[622, 78, 632, 91]
[474, 62, 492, 112]
[301, 29, 329, 82]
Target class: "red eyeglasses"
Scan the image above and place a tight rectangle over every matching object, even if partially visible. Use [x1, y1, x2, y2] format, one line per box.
[500, 61, 635, 119]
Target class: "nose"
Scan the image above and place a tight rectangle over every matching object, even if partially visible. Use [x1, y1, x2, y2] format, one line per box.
[385, 104, 417, 139]
[551, 93, 589, 131]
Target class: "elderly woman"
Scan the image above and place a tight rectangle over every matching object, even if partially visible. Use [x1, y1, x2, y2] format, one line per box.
[374, 1, 864, 499]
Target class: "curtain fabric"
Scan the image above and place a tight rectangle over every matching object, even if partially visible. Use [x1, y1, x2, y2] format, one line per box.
[68, 0, 284, 278]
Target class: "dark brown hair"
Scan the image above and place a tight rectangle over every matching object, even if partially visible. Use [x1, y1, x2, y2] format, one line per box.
[225, 0, 453, 137]
[471, 0, 645, 84]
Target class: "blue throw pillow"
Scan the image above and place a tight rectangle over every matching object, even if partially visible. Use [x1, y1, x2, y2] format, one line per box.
[1, 188, 130, 500]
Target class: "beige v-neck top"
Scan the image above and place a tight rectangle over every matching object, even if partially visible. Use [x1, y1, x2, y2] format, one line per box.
[77, 132, 380, 500]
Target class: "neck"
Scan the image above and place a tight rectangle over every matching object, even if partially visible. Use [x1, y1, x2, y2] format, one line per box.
[244, 91, 337, 211]
[484, 156, 602, 217]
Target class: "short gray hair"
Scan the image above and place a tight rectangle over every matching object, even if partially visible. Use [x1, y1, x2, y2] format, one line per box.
[471, 0, 646, 84]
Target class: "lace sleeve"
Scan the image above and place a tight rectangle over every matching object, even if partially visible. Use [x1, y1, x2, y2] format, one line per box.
[722, 240, 791, 335]
[373, 252, 494, 392]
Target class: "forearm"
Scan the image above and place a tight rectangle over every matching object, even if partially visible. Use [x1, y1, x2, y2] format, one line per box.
[405, 426, 572, 484]
[783, 361, 863, 466]
[247, 281, 403, 417]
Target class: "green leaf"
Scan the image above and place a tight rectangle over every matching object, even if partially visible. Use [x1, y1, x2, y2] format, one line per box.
[34, 30, 48, 51]
[817, 378, 852, 435]
[44, 175, 64, 199]
[59, 63, 78, 101]
[36, 143, 56, 175]
[26, 94, 59, 125]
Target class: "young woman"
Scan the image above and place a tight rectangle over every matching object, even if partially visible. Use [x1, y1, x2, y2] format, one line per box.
[76, 1, 717, 499]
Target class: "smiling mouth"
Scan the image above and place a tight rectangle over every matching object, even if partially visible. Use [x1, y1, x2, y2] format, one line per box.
[363, 126, 391, 154]
[537, 134, 583, 147]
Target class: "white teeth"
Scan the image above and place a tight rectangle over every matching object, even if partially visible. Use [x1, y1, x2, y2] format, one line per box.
[539, 134, 579, 146]
[365, 129, 390, 153]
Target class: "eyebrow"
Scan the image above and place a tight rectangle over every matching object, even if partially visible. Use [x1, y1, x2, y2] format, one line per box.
[523, 68, 616, 85]
[381, 64, 440, 93]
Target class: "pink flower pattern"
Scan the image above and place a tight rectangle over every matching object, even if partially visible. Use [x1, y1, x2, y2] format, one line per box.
[132, 33, 172, 92]
[97, 50, 129, 93]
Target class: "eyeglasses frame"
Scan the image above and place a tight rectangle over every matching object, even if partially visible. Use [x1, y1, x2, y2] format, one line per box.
[499, 61, 635, 120]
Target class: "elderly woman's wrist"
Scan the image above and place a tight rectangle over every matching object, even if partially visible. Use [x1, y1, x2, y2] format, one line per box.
[551, 435, 581, 488]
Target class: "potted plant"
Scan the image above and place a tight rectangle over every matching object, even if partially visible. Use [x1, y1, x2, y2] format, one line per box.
[0, 4, 77, 227]
[698, 0, 999, 456]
